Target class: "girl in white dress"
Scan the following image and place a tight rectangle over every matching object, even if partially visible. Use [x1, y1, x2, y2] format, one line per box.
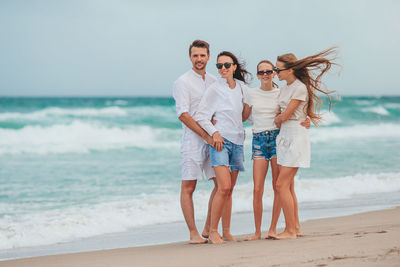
[273, 47, 338, 239]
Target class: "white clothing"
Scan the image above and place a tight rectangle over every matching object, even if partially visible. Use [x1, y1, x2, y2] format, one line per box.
[194, 78, 247, 145]
[276, 121, 310, 168]
[181, 144, 215, 181]
[276, 79, 310, 168]
[173, 69, 217, 180]
[278, 79, 308, 121]
[245, 87, 280, 133]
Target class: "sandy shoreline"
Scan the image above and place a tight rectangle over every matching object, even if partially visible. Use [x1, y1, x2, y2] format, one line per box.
[2, 207, 400, 267]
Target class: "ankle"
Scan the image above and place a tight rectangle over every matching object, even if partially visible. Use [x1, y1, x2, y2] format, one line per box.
[189, 230, 199, 236]
[222, 228, 231, 235]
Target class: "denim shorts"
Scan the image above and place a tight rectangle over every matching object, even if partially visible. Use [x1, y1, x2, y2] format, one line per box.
[209, 138, 244, 172]
[252, 129, 280, 160]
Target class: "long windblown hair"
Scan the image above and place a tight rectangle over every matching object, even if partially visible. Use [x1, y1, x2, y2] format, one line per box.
[277, 47, 339, 125]
[217, 51, 252, 84]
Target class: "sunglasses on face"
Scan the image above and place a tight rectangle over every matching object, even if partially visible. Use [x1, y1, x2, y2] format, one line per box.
[273, 67, 289, 74]
[257, 70, 274, 76]
[216, 62, 234, 69]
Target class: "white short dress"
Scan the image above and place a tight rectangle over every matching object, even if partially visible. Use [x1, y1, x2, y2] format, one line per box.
[276, 79, 310, 168]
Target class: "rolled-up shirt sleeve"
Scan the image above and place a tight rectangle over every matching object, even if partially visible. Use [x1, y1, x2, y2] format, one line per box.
[193, 84, 219, 136]
[173, 79, 190, 117]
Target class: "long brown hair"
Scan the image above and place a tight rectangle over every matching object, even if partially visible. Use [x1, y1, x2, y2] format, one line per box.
[257, 60, 278, 88]
[277, 47, 339, 125]
[217, 51, 252, 84]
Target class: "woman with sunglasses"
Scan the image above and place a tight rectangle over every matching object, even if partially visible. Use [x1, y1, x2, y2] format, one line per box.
[272, 48, 337, 239]
[194, 51, 251, 244]
[243, 60, 309, 241]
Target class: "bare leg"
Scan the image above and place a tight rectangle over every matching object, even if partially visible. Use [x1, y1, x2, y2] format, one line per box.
[245, 159, 268, 241]
[202, 178, 217, 238]
[222, 170, 239, 241]
[290, 179, 302, 236]
[180, 180, 207, 244]
[275, 166, 298, 239]
[208, 166, 232, 244]
[267, 157, 281, 238]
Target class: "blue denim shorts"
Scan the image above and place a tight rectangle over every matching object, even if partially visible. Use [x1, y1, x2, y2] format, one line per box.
[209, 138, 244, 172]
[252, 129, 280, 160]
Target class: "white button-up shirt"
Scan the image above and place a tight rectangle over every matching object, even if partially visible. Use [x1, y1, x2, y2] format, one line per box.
[194, 78, 247, 145]
[173, 69, 217, 159]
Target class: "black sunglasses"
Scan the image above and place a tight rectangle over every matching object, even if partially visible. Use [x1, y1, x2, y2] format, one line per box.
[216, 62, 234, 69]
[273, 67, 289, 74]
[257, 70, 274, 76]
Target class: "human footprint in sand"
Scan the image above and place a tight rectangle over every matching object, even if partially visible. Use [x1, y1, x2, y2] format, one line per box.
[173, 40, 218, 244]
[194, 51, 251, 244]
[272, 47, 339, 239]
[242, 60, 309, 241]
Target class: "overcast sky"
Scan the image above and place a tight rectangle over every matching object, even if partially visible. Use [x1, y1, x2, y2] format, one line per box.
[0, 0, 399, 96]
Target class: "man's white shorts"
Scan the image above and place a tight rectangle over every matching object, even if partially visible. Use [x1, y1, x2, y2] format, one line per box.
[181, 146, 215, 181]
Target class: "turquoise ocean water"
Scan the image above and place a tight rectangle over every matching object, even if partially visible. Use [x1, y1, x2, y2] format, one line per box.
[0, 96, 400, 258]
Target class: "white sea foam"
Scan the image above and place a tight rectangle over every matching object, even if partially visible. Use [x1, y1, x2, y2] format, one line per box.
[0, 107, 127, 120]
[0, 121, 180, 155]
[319, 110, 341, 125]
[309, 123, 400, 143]
[2, 122, 398, 155]
[105, 100, 128, 106]
[361, 106, 390, 115]
[384, 103, 400, 109]
[0, 172, 399, 250]
[355, 100, 375, 106]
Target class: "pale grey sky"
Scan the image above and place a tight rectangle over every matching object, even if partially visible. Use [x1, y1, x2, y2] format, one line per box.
[0, 0, 399, 96]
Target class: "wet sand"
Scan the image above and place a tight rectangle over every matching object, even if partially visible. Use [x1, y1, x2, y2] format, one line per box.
[2, 207, 400, 267]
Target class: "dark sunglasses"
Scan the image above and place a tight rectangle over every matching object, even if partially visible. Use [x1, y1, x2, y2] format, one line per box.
[216, 62, 234, 69]
[273, 67, 289, 74]
[257, 70, 274, 76]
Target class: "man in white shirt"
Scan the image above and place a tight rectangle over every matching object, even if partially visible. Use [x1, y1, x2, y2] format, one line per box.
[173, 40, 217, 244]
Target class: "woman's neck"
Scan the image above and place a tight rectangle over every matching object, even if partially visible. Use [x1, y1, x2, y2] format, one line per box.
[286, 75, 296, 86]
[226, 77, 236, 89]
[260, 82, 274, 91]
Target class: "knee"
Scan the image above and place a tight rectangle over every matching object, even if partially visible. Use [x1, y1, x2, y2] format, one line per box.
[275, 180, 288, 194]
[253, 187, 264, 198]
[218, 186, 231, 197]
[181, 183, 196, 195]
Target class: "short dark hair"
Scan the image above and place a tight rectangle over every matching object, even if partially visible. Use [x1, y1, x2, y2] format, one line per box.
[189, 40, 210, 56]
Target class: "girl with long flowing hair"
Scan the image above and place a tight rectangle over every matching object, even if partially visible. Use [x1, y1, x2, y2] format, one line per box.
[243, 60, 309, 241]
[273, 47, 338, 239]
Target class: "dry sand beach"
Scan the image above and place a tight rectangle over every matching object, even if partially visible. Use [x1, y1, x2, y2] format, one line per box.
[2, 207, 399, 267]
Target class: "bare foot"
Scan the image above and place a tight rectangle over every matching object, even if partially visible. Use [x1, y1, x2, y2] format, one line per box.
[208, 231, 225, 244]
[189, 236, 208, 244]
[274, 231, 297, 240]
[297, 231, 304, 237]
[265, 230, 276, 239]
[244, 233, 261, 241]
[222, 232, 237, 242]
[189, 231, 208, 244]
[201, 229, 209, 238]
[296, 228, 304, 237]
